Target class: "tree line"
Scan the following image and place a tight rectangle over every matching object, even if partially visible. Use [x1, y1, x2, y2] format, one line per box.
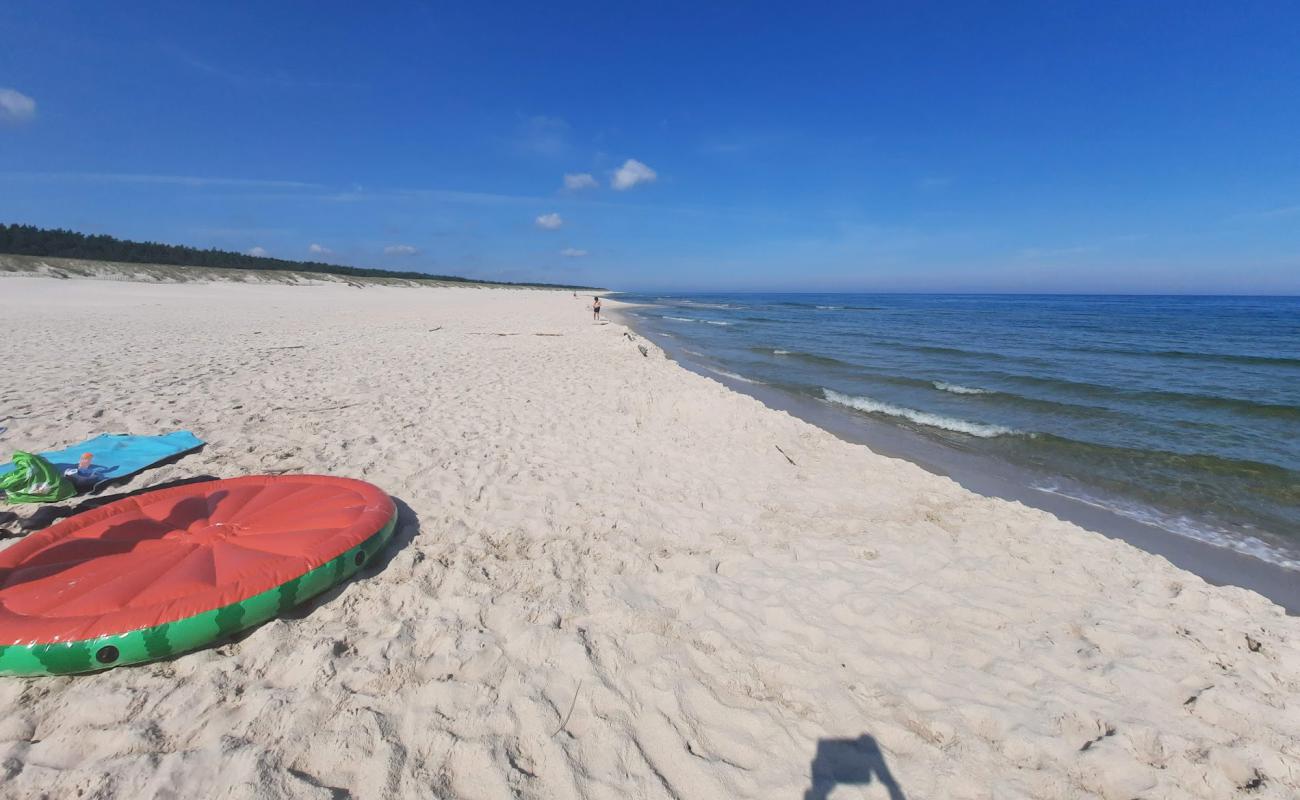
[0, 223, 600, 289]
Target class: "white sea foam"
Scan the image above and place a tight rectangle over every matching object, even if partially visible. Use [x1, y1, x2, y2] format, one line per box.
[934, 381, 992, 395]
[678, 301, 735, 309]
[663, 315, 729, 325]
[773, 349, 792, 355]
[706, 366, 762, 384]
[815, 305, 843, 310]
[822, 388, 1013, 437]
[1031, 482, 1300, 571]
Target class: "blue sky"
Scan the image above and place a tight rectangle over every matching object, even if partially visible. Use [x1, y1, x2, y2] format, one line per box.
[2, 2, 1298, 292]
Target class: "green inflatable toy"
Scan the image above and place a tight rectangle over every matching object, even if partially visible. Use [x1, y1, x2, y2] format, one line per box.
[0, 452, 74, 504]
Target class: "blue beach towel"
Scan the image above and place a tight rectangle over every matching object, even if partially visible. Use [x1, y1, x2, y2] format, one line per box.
[0, 431, 204, 491]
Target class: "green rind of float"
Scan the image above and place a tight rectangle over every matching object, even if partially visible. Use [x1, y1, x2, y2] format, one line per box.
[0, 510, 397, 677]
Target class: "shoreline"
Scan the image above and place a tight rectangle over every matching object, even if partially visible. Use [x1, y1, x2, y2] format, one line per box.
[611, 303, 1300, 613]
[3, 279, 1297, 799]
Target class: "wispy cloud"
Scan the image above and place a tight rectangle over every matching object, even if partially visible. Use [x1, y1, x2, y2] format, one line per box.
[1019, 244, 1096, 259]
[192, 226, 293, 238]
[308, 243, 332, 255]
[1018, 234, 1145, 260]
[246, 246, 269, 257]
[400, 188, 545, 206]
[563, 173, 598, 191]
[384, 244, 418, 256]
[316, 186, 548, 207]
[611, 159, 657, 191]
[514, 115, 569, 158]
[1239, 204, 1300, 221]
[166, 46, 365, 90]
[697, 132, 786, 156]
[535, 213, 563, 230]
[560, 248, 588, 257]
[0, 171, 320, 190]
[0, 88, 36, 125]
[1, 170, 766, 226]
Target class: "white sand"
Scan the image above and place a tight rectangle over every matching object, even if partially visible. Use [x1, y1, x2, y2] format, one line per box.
[0, 277, 1296, 799]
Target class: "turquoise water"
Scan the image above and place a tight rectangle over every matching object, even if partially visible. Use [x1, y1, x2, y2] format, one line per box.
[619, 294, 1300, 569]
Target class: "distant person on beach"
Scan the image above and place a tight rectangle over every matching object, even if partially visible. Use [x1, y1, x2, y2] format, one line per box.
[592, 296, 602, 320]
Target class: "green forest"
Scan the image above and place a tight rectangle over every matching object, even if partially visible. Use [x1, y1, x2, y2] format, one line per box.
[0, 223, 599, 289]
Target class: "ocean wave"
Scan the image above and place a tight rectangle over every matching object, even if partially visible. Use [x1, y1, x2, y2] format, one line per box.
[822, 389, 1014, 437]
[773, 301, 883, 311]
[705, 366, 763, 384]
[1156, 391, 1300, 420]
[1072, 346, 1300, 368]
[755, 348, 853, 368]
[832, 335, 1049, 365]
[993, 372, 1300, 420]
[1031, 482, 1300, 571]
[676, 300, 738, 310]
[933, 381, 992, 395]
[663, 315, 732, 327]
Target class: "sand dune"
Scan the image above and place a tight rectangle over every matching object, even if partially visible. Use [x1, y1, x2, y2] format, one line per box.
[0, 277, 1296, 799]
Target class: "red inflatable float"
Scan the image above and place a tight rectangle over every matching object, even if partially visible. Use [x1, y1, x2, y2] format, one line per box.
[0, 475, 397, 676]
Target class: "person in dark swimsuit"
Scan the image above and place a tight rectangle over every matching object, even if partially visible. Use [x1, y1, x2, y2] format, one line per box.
[592, 296, 602, 320]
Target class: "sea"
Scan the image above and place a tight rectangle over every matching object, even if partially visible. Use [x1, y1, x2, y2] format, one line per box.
[616, 293, 1300, 573]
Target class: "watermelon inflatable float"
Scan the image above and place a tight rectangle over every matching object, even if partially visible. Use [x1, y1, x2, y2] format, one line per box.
[0, 475, 396, 676]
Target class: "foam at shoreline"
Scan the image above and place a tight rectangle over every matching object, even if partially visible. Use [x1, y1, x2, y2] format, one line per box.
[823, 388, 1015, 437]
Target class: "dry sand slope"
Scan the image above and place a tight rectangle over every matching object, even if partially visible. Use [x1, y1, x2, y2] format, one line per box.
[0, 277, 1296, 800]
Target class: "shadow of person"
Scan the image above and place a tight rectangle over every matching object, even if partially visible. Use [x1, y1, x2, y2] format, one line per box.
[805, 734, 906, 800]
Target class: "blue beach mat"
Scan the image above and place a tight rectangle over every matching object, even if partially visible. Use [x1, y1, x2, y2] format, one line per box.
[0, 431, 204, 491]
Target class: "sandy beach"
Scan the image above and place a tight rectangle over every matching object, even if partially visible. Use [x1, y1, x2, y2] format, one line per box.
[1, 277, 1297, 799]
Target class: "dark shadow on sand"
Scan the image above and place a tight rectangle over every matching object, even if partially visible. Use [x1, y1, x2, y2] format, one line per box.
[805, 734, 906, 800]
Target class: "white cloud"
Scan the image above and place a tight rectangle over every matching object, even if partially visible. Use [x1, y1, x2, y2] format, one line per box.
[384, 244, 418, 256]
[560, 248, 588, 257]
[308, 243, 332, 255]
[611, 159, 657, 191]
[0, 88, 37, 125]
[246, 246, 269, 257]
[535, 213, 563, 230]
[563, 172, 598, 190]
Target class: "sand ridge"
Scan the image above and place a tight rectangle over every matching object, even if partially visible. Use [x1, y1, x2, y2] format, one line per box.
[0, 278, 1296, 799]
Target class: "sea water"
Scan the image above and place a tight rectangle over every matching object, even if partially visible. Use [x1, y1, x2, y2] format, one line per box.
[618, 293, 1300, 571]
